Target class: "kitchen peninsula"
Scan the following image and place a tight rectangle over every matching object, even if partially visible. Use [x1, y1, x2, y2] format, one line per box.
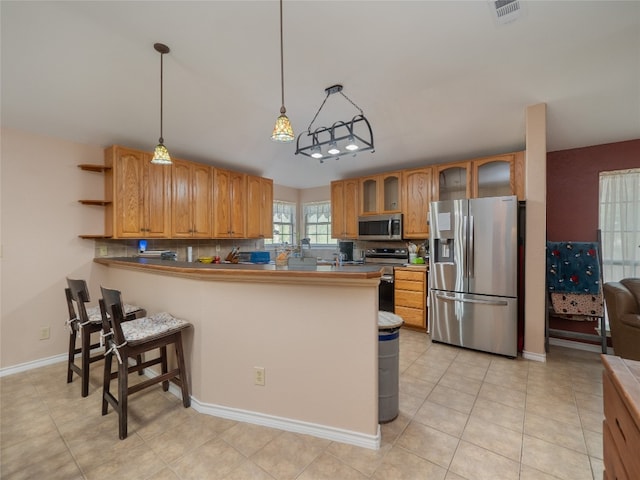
[94, 257, 383, 449]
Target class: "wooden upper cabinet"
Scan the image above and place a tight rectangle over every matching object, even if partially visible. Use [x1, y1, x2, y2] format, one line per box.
[171, 159, 212, 238]
[432, 152, 525, 202]
[246, 175, 273, 239]
[434, 161, 471, 201]
[213, 168, 246, 238]
[104, 145, 171, 239]
[360, 172, 401, 215]
[402, 167, 433, 239]
[472, 152, 524, 200]
[331, 179, 359, 239]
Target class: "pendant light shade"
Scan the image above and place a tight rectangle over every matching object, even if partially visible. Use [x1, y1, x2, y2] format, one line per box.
[151, 43, 172, 165]
[272, 108, 294, 142]
[271, 0, 294, 142]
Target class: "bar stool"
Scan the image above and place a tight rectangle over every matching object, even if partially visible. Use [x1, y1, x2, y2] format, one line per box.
[99, 286, 192, 440]
[65, 278, 144, 397]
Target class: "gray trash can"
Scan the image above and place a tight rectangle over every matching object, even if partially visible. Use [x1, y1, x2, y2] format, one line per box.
[378, 311, 403, 423]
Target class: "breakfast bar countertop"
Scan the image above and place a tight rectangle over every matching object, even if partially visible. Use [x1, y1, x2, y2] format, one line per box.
[94, 256, 383, 285]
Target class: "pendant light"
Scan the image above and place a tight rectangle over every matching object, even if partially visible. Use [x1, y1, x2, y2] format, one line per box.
[151, 43, 172, 165]
[271, 0, 294, 142]
[295, 84, 374, 163]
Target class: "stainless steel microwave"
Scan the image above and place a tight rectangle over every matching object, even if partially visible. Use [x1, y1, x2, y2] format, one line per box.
[357, 214, 403, 241]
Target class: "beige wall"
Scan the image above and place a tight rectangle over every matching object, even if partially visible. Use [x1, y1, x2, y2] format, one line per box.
[98, 264, 379, 438]
[0, 131, 333, 370]
[1, 128, 105, 367]
[523, 104, 547, 360]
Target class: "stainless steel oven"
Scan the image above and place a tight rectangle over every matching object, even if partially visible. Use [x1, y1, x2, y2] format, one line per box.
[364, 248, 408, 312]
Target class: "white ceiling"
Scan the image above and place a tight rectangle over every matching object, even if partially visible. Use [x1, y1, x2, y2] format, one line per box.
[2, 1, 639, 188]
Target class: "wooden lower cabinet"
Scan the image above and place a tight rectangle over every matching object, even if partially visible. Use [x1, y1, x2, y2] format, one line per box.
[394, 267, 427, 330]
[602, 355, 640, 480]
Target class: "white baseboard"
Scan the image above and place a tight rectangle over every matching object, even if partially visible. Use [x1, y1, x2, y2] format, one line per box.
[190, 397, 381, 450]
[522, 350, 546, 362]
[145, 368, 381, 451]
[549, 337, 613, 354]
[0, 352, 67, 377]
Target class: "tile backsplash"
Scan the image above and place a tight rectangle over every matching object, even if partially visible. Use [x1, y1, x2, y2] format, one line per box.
[95, 238, 265, 262]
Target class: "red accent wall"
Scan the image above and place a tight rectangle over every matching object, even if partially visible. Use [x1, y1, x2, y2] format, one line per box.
[547, 139, 640, 242]
[546, 138, 640, 344]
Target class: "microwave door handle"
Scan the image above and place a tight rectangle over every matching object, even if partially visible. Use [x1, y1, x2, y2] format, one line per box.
[388, 218, 392, 238]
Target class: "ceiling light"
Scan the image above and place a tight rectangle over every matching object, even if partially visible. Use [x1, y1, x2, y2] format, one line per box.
[345, 137, 359, 151]
[327, 139, 340, 155]
[295, 84, 374, 163]
[271, 0, 294, 142]
[151, 43, 172, 165]
[310, 146, 323, 159]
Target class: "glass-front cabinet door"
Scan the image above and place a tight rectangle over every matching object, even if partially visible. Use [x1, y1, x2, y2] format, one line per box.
[471, 153, 524, 199]
[360, 173, 401, 214]
[382, 172, 401, 212]
[361, 177, 378, 214]
[434, 162, 471, 201]
[474, 159, 512, 198]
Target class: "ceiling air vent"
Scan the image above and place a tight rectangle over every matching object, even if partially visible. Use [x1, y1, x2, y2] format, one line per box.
[490, 0, 522, 25]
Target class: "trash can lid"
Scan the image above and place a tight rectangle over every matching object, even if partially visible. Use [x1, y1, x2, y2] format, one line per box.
[378, 311, 404, 329]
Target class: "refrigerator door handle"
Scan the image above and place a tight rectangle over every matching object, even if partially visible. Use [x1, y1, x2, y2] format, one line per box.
[468, 215, 474, 278]
[434, 292, 508, 307]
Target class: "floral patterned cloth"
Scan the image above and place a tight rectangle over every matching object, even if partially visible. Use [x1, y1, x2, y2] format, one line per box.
[120, 312, 190, 344]
[546, 242, 601, 295]
[86, 304, 143, 323]
[550, 292, 604, 319]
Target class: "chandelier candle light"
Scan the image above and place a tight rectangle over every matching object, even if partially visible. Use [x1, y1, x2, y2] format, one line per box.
[151, 43, 172, 165]
[271, 0, 294, 142]
[295, 84, 374, 163]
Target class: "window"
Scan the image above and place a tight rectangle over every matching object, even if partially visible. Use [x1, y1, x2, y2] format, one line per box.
[599, 168, 640, 282]
[303, 201, 336, 246]
[265, 201, 296, 245]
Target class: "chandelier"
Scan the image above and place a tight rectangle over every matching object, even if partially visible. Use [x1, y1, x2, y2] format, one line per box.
[295, 84, 374, 163]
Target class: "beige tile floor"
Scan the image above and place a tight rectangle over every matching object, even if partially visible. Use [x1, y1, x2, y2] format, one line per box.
[0, 330, 605, 480]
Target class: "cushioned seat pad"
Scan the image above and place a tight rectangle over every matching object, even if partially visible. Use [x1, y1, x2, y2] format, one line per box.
[87, 304, 143, 323]
[121, 312, 190, 344]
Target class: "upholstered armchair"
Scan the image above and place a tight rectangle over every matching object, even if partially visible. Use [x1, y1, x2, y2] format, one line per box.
[603, 278, 640, 361]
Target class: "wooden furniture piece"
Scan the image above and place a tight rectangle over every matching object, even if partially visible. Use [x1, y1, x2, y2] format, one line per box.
[394, 266, 427, 330]
[100, 286, 192, 439]
[171, 158, 212, 238]
[105, 145, 172, 239]
[545, 240, 607, 354]
[602, 355, 640, 480]
[77, 164, 113, 239]
[213, 168, 247, 238]
[359, 172, 401, 215]
[330, 179, 359, 239]
[65, 278, 144, 397]
[402, 167, 433, 239]
[603, 279, 640, 361]
[246, 175, 274, 239]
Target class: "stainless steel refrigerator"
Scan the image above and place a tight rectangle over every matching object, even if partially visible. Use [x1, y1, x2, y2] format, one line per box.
[429, 195, 518, 357]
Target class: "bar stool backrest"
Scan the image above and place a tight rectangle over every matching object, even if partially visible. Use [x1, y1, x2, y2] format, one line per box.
[99, 286, 127, 346]
[66, 278, 91, 325]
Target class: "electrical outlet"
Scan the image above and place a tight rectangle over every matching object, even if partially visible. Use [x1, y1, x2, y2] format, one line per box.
[216, 244, 221, 253]
[39, 326, 50, 340]
[254, 367, 265, 386]
[98, 246, 108, 256]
